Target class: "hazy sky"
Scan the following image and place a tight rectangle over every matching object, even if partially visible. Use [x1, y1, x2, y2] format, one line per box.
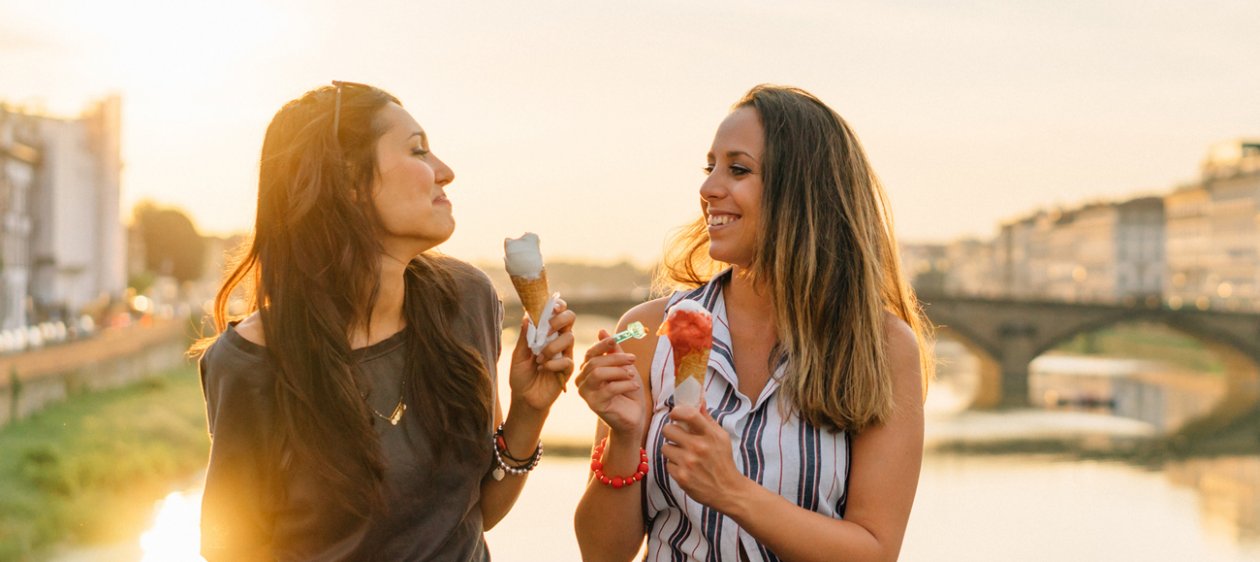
[2, 0, 1257, 265]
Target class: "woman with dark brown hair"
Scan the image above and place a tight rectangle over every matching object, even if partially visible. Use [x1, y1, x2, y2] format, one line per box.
[195, 81, 574, 561]
[575, 85, 932, 561]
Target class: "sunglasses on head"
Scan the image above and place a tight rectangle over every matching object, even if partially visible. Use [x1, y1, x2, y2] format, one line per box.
[331, 80, 371, 136]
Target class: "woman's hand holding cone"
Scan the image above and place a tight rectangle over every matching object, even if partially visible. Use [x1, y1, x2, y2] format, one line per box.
[660, 405, 747, 512]
[508, 299, 575, 414]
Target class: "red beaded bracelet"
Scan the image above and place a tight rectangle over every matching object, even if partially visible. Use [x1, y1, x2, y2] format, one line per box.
[590, 437, 649, 489]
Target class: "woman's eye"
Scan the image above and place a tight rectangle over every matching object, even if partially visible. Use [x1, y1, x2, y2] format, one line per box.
[702, 164, 715, 175]
[412, 148, 430, 157]
[731, 165, 750, 176]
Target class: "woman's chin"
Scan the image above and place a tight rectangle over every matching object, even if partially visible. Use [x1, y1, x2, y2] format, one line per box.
[384, 230, 453, 257]
[421, 231, 454, 253]
[708, 248, 750, 269]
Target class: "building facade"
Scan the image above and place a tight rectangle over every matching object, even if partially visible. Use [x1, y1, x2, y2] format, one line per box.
[910, 139, 1253, 309]
[1166, 139, 1260, 310]
[996, 210, 1054, 299]
[0, 96, 125, 328]
[992, 197, 1164, 303]
[0, 108, 40, 329]
[943, 238, 998, 297]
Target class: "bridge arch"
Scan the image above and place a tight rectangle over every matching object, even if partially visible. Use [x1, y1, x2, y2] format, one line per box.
[919, 294, 1260, 415]
[931, 324, 1004, 409]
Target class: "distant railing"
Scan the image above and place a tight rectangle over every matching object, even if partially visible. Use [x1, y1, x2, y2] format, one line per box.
[0, 317, 191, 428]
[0, 316, 99, 355]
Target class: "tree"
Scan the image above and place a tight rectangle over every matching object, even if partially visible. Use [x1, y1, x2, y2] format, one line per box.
[133, 201, 206, 283]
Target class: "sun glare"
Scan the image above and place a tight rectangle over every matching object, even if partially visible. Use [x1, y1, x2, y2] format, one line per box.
[139, 490, 205, 562]
[48, 0, 289, 94]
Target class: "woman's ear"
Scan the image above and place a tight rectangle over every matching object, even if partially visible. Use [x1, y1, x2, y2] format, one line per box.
[343, 159, 375, 203]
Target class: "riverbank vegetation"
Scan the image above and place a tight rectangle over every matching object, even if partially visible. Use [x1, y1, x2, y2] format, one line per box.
[0, 365, 207, 561]
[1054, 321, 1225, 373]
[930, 403, 1260, 466]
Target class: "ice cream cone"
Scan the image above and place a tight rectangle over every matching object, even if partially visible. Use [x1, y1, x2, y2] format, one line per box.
[505, 233, 565, 390]
[675, 348, 709, 385]
[672, 347, 709, 407]
[659, 300, 712, 407]
[510, 268, 550, 326]
[504, 255, 563, 390]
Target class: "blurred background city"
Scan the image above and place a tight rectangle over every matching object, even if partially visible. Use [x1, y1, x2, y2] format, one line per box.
[2, 1, 1259, 561]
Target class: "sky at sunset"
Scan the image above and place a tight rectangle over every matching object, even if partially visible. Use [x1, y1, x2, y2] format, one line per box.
[2, 0, 1258, 265]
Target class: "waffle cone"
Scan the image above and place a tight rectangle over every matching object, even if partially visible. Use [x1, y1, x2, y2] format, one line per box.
[510, 268, 550, 324]
[674, 348, 709, 386]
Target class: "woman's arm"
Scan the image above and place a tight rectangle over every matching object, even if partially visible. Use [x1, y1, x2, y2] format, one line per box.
[574, 299, 667, 562]
[198, 347, 276, 562]
[480, 304, 576, 528]
[662, 316, 924, 562]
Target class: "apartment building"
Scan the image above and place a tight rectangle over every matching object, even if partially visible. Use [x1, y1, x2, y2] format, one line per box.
[0, 96, 125, 328]
[1166, 139, 1260, 309]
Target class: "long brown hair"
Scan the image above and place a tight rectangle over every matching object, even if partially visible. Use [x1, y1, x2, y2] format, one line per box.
[657, 85, 933, 432]
[194, 83, 492, 517]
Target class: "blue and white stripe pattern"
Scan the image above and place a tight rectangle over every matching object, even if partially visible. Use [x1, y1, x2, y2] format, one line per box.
[644, 270, 852, 561]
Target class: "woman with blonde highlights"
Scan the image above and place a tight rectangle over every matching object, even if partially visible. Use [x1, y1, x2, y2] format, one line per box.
[575, 85, 932, 561]
[194, 82, 575, 560]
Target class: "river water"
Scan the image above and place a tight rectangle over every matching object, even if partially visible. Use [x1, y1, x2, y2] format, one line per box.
[57, 317, 1260, 561]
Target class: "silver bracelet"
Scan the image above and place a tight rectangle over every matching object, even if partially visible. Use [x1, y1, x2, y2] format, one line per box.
[491, 423, 542, 481]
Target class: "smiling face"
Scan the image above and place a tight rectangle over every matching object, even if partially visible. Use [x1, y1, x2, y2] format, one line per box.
[371, 102, 456, 257]
[701, 106, 765, 268]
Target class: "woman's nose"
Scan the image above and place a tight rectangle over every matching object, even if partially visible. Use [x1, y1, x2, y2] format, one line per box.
[699, 172, 723, 200]
[433, 155, 455, 186]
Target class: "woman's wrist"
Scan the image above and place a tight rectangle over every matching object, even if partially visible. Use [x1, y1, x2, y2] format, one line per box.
[501, 407, 547, 459]
[590, 437, 648, 488]
[607, 424, 645, 446]
[507, 393, 551, 423]
[715, 474, 763, 521]
[598, 430, 645, 473]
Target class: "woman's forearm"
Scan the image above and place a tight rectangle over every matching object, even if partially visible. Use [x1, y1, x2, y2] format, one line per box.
[574, 429, 647, 562]
[722, 479, 894, 562]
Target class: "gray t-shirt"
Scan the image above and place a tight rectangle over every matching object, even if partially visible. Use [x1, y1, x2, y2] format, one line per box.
[199, 258, 502, 561]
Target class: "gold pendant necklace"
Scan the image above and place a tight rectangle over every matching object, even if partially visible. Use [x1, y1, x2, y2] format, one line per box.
[366, 379, 407, 426]
[373, 399, 407, 426]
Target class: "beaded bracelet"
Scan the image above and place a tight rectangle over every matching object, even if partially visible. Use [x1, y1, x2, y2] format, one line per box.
[590, 437, 649, 489]
[491, 423, 542, 481]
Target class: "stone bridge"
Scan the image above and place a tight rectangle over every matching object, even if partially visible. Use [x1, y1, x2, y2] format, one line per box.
[508, 295, 1260, 412]
[917, 293, 1260, 411]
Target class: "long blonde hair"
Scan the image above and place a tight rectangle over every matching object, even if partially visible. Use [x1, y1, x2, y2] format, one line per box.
[656, 85, 933, 432]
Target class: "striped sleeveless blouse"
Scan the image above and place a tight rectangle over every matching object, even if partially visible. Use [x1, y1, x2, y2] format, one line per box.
[644, 270, 852, 562]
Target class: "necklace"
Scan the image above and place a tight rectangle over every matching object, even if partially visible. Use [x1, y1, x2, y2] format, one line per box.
[365, 378, 407, 426]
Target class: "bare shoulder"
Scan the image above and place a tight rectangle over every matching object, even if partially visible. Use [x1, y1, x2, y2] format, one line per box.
[882, 312, 919, 356]
[615, 296, 671, 386]
[618, 296, 671, 334]
[882, 311, 923, 399]
[234, 312, 266, 346]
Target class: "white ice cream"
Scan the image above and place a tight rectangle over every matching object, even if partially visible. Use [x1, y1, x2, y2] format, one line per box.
[504, 233, 544, 279]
